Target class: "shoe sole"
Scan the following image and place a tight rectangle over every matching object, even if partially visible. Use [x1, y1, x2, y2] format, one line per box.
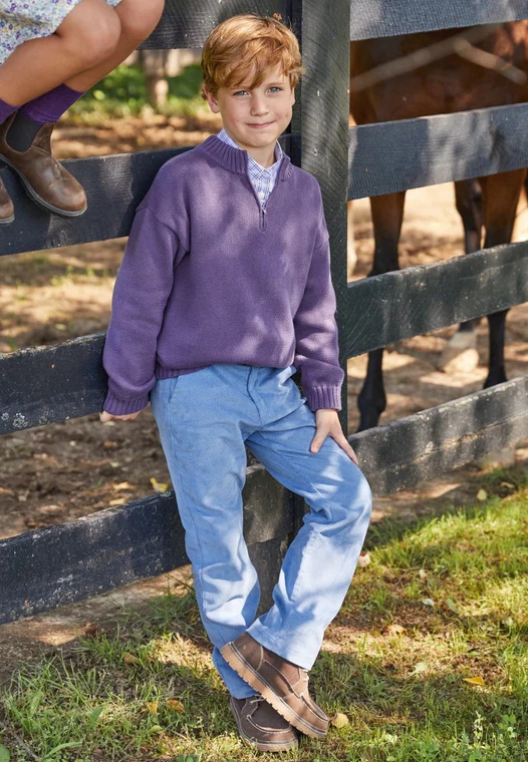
[0, 153, 87, 218]
[222, 643, 328, 739]
[230, 698, 299, 752]
[0, 212, 14, 225]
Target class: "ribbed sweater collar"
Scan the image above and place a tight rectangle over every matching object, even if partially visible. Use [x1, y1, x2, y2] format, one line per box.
[197, 135, 293, 181]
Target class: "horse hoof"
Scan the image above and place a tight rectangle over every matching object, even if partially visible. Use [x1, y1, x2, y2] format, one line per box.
[437, 331, 479, 373]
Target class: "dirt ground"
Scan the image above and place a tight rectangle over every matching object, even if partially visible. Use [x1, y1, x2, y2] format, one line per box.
[2, 114, 528, 688]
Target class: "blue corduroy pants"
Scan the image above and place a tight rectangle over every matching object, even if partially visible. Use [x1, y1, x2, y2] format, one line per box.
[150, 363, 372, 698]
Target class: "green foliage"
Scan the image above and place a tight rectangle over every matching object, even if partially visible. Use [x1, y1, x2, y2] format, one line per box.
[68, 63, 208, 118]
[2, 479, 528, 760]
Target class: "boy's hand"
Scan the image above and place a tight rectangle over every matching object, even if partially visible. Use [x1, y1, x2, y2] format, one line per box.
[310, 409, 359, 464]
[100, 410, 142, 423]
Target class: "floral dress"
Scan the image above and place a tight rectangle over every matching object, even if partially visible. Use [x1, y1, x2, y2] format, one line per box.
[0, 0, 125, 64]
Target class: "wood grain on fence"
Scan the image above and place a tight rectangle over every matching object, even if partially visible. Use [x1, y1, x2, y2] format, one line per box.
[349, 102, 528, 199]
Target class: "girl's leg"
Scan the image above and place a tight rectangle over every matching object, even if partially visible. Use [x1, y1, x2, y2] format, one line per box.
[0, 0, 164, 218]
[8, 0, 165, 151]
[66, 0, 166, 92]
[0, 0, 121, 107]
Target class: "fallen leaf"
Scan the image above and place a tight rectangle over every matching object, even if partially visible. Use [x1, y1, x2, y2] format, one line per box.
[421, 598, 435, 607]
[113, 481, 133, 492]
[383, 623, 406, 636]
[150, 477, 169, 493]
[357, 551, 371, 568]
[476, 489, 488, 502]
[109, 498, 126, 506]
[330, 712, 349, 728]
[167, 699, 184, 713]
[144, 702, 158, 715]
[445, 598, 459, 614]
[124, 653, 141, 665]
[83, 622, 102, 637]
[103, 440, 117, 449]
[463, 676, 485, 686]
[147, 725, 163, 734]
[500, 482, 515, 490]
[411, 661, 428, 675]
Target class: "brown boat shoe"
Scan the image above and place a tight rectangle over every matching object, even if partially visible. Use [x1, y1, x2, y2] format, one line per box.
[0, 114, 87, 217]
[230, 695, 298, 752]
[0, 172, 14, 224]
[221, 633, 330, 739]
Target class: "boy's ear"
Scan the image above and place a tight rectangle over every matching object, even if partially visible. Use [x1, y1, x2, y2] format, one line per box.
[203, 87, 221, 114]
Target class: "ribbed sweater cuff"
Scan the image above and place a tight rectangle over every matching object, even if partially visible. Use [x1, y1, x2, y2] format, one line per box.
[306, 386, 342, 412]
[103, 390, 149, 416]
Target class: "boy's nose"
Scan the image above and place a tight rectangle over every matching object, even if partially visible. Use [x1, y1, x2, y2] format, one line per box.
[250, 97, 269, 115]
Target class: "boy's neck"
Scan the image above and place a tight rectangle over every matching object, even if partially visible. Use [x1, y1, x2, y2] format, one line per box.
[222, 127, 278, 168]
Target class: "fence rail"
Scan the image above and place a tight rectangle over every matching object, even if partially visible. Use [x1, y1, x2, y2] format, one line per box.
[349, 103, 528, 199]
[2, 241, 528, 435]
[143, 0, 528, 48]
[0, 469, 300, 625]
[348, 0, 528, 41]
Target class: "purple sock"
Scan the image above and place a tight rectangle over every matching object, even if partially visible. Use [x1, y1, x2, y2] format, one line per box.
[0, 96, 17, 124]
[19, 84, 84, 124]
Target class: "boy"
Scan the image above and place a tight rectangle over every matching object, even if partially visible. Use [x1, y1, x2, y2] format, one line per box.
[101, 14, 372, 753]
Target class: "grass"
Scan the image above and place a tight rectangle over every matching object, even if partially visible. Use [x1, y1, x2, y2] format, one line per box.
[67, 62, 208, 119]
[2, 471, 528, 761]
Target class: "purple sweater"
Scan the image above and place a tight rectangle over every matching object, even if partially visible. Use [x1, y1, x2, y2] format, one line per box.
[103, 135, 344, 415]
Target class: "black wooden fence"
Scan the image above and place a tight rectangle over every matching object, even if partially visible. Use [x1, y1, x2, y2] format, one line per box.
[2, 0, 528, 624]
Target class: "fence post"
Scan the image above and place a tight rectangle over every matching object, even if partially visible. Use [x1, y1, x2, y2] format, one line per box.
[291, 0, 351, 433]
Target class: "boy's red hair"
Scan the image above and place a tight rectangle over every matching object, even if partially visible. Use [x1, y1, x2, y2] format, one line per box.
[201, 14, 303, 98]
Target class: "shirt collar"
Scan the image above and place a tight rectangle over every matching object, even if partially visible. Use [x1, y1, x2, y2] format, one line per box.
[217, 128, 284, 172]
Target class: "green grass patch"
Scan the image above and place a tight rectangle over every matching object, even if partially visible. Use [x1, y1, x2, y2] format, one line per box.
[2, 477, 528, 760]
[68, 63, 208, 119]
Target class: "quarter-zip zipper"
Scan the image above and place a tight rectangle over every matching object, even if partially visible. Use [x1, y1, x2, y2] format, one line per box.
[245, 170, 281, 232]
[260, 204, 267, 231]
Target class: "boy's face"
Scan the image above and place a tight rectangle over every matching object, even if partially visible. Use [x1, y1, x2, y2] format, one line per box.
[204, 65, 295, 157]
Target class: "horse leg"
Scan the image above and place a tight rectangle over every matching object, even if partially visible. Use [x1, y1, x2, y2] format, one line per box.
[357, 191, 405, 431]
[438, 179, 483, 372]
[480, 169, 526, 388]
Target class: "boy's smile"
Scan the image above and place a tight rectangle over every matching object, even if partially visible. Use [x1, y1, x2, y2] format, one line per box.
[204, 65, 295, 168]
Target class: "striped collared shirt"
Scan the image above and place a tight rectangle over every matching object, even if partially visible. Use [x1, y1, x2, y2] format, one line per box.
[217, 128, 284, 207]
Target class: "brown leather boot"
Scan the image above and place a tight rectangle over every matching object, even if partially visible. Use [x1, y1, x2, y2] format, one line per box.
[0, 172, 14, 224]
[0, 114, 87, 217]
[222, 633, 330, 739]
[230, 695, 298, 752]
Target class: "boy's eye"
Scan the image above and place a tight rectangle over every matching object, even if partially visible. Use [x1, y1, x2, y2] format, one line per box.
[232, 86, 284, 96]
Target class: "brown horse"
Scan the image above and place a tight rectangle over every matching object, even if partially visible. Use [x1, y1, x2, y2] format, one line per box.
[350, 22, 528, 431]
